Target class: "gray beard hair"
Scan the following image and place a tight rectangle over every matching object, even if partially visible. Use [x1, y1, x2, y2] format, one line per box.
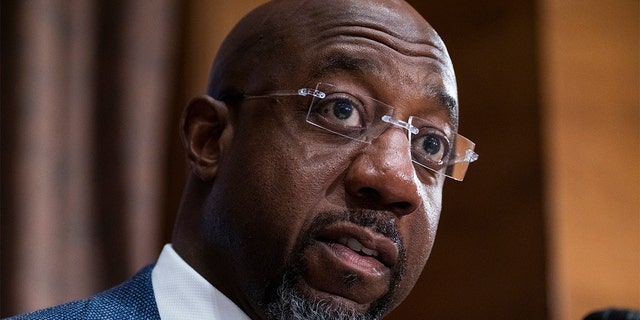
[263, 274, 384, 320]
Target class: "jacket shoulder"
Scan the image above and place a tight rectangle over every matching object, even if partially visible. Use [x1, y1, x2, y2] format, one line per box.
[6, 265, 159, 320]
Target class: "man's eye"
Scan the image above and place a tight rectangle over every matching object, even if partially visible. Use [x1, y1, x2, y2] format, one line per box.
[316, 97, 363, 128]
[422, 135, 442, 156]
[332, 100, 354, 120]
[411, 129, 450, 166]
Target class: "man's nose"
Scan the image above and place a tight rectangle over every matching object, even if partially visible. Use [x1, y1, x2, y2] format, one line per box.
[344, 129, 423, 216]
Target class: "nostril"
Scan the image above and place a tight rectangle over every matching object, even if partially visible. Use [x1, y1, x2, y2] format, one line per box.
[394, 202, 412, 212]
[391, 201, 415, 216]
[353, 187, 415, 216]
[357, 187, 381, 200]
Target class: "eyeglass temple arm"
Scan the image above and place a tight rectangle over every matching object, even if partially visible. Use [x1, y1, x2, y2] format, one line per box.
[243, 87, 326, 100]
[465, 149, 479, 162]
[297, 88, 326, 98]
[447, 149, 479, 165]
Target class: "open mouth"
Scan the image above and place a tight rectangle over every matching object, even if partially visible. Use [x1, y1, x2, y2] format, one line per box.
[297, 217, 403, 306]
[315, 222, 399, 272]
[299, 221, 399, 305]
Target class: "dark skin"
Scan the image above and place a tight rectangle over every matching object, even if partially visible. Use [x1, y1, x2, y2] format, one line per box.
[173, 0, 458, 318]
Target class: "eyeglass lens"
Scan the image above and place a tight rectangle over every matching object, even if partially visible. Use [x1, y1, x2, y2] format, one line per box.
[304, 83, 477, 181]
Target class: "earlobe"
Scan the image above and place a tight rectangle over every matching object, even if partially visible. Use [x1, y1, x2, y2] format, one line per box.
[181, 95, 232, 181]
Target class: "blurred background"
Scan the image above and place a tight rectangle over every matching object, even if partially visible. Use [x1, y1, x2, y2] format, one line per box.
[1, 0, 638, 319]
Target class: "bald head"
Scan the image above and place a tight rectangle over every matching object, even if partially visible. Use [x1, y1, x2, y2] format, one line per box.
[207, 0, 456, 114]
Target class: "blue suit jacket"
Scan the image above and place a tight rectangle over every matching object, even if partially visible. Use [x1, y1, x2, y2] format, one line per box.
[7, 265, 160, 320]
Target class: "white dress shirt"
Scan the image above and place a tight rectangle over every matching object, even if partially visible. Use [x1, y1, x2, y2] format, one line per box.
[151, 244, 251, 320]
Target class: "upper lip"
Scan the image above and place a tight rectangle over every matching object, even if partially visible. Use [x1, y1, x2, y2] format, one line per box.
[316, 222, 399, 268]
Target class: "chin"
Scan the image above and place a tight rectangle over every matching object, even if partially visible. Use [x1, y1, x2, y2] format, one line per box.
[261, 272, 394, 320]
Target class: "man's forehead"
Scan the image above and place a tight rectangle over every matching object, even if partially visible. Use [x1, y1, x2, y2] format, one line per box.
[283, 1, 457, 102]
[285, 0, 441, 46]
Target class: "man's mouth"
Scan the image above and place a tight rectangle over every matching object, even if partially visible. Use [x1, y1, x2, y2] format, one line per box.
[298, 220, 400, 305]
[316, 222, 399, 270]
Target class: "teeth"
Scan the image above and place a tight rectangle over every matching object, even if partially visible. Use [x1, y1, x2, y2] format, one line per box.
[347, 238, 363, 252]
[338, 238, 379, 257]
[361, 246, 377, 256]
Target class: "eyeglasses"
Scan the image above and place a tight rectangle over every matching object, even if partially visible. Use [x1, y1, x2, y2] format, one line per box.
[243, 82, 478, 181]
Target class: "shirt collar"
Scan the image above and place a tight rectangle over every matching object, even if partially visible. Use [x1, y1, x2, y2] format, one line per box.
[151, 244, 251, 320]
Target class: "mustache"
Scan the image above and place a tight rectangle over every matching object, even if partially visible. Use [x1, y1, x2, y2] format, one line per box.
[308, 208, 403, 245]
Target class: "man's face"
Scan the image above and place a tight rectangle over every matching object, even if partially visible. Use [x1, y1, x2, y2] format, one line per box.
[198, 1, 457, 319]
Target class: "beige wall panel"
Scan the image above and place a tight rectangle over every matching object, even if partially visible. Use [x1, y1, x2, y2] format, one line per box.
[539, 0, 640, 319]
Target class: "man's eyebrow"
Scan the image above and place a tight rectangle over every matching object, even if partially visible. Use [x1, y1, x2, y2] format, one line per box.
[312, 53, 458, 123]
[428, 88, 458, 124]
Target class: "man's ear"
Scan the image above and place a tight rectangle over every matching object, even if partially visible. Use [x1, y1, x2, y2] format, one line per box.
[181, 95, 232, 181]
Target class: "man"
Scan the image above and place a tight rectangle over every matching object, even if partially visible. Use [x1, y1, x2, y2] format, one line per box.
[10, 0, 477, 319]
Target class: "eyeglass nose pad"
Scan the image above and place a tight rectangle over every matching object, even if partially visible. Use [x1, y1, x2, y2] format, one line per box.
[381, 115, 419, 135]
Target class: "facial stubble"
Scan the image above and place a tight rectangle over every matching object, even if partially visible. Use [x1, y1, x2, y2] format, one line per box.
[260, 210, 408, 320]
